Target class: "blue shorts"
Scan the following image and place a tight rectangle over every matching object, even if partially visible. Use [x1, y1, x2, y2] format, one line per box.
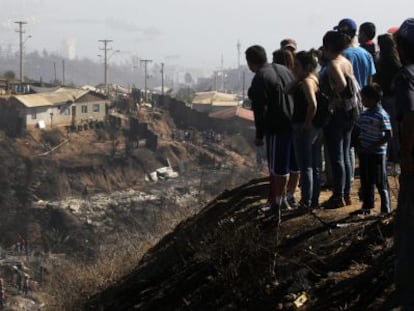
[266, 132, 292, 176]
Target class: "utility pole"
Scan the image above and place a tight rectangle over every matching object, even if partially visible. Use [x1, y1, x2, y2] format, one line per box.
[53, 62, 57, 83]
[98, 39, 113, 95]
[242, 71, 246, 102]
[237, 40, 241, 69]
[161, 62, 165, 97]
[140, 59, 152, 102]
[15, 21, 28, 83]
[62, 60, 65, 86]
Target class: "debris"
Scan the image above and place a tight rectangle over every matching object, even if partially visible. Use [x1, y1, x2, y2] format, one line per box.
[293, 292, 309, 308]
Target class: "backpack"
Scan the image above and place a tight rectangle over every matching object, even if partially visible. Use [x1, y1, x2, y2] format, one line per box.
[313, 89, 333, 128]
[341, 75, 363, 120]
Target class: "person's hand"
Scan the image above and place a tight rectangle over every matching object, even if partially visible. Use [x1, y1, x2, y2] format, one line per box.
[255, 138, 264, 146]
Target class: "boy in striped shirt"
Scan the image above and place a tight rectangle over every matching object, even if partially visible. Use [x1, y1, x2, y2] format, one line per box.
[352, 83, 392, 215]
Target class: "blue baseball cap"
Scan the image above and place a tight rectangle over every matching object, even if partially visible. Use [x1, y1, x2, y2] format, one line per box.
[397, 18, 414, 43]
[334, 18, 357, 36]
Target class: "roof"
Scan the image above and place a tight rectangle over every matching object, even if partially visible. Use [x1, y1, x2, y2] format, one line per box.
[209, 106, 254, 122]
[12, 87, 90, 108]
[192, 91, 238, 105]
[30, 85, 61, 93]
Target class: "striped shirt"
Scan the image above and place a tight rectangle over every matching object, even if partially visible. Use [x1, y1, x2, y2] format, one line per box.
[358, 105, 391, 155]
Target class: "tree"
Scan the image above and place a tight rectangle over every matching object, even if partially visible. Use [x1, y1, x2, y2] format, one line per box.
[3, 70, 15, 80]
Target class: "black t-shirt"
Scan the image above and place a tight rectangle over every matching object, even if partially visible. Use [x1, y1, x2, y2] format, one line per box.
[291, 82, 308, 123]
[248, 63, 294, 138]
[375, 59, 401, 97]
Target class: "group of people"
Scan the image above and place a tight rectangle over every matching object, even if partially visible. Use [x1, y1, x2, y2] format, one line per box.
[247, 17, 414, 309]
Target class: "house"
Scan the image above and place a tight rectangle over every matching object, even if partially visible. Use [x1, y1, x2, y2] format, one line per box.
[6, 87, 108, 131]
[191, 91, 240, 113]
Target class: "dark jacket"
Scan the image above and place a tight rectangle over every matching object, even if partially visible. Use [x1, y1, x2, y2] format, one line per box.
[248, 63, 294, 139]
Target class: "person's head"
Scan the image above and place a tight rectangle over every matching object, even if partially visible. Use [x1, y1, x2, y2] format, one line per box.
[361, 83, 383, 109]
[358, 22, 376, 44]
[245, 45, 267, 72]
[377, 33, 401, 65]
[272, 48, 295, 71]
[280, 38, 297, 53]
[322, 31, 349, 58]
[395, 18, 414, 65]
[334, 18, 357, 38]
[294, 50, 318, 79]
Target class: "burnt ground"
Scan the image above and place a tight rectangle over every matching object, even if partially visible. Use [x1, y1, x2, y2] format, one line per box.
[83, 176, 400, 311]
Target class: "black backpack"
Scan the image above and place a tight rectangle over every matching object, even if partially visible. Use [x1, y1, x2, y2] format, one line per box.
[313, 90, 333, 128]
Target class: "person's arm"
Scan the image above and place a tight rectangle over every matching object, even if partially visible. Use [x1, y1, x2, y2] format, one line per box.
[248, 74, 267, 144]
[361, 130, 392, 153]
[303, 77, 318, 128]
[400, 111, 414, 175]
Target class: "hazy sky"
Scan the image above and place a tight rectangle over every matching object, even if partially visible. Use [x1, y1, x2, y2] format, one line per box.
[0, 0, 412, 73]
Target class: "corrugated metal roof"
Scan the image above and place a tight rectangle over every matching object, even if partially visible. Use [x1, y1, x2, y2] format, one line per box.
[209, 106, 254, 122]
[12, 87, 89, 108]
[193, 91, 238, 105]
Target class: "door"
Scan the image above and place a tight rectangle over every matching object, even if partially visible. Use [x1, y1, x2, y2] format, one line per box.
[72, 106, 76, 125]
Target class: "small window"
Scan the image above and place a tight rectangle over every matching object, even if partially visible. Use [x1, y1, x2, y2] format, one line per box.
[93, 104, 100, 112]
[81, 105, 88, 113]
[64, 107, 71, 115]
[31, 109, 37, 120]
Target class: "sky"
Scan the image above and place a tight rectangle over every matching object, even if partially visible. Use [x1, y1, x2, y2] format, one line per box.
[0, 0, 412, 75]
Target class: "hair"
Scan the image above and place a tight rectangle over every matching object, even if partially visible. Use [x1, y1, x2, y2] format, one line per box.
[377, 33, 402, 67]
[272, 48, 295, 71]
[359, 22, 376, 40]
[295, 50, 318, 74]
[395, 34, 414, 64]
[245, 45, 267, 65]
[360, 83, 383, 103]
[323, 31, 349, 54]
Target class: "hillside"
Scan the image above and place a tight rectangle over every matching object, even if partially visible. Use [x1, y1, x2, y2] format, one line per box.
[84, 177, 399, 311]
[0, 105, 259, 310]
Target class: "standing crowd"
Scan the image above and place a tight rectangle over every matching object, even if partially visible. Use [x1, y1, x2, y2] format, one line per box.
[247, 17, 414, 309]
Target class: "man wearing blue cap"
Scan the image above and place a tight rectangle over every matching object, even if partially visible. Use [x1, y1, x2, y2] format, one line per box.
[394, 17, 414, 311]
[334, 18, 376, 88]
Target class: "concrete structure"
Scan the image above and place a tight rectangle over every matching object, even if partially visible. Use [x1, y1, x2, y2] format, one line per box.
[7, 87, 108, 130]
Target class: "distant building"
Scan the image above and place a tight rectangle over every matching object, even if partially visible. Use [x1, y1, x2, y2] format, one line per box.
[191, 91, 240, 113]
[2, 87, 108, 134]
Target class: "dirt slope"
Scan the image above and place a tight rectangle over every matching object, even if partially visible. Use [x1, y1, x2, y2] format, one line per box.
[83, 177, 398, 310]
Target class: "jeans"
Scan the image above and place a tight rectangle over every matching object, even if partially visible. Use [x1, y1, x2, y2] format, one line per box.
[359, 153, 390, 212]
[324, 108, 354, 198]
[395, 175, 414, 309]
[292, 123, 322, 206]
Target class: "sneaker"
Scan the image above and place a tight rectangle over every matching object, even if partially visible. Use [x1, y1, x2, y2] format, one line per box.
[310, 202, 320, 210]
[280, 198, 293, 211]
[321, 196, 346, 209]
[349, 208, 371, 216]
[379, 211, 391, 218]
[344, 194, 352, 206]
[297, 202, 311, 210]
[286, 193, 297, 207]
